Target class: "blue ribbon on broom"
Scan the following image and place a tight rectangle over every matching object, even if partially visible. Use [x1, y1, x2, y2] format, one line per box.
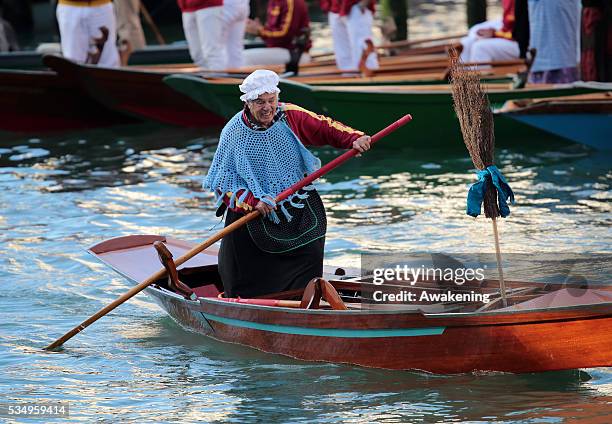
[467, 165, 515, 218]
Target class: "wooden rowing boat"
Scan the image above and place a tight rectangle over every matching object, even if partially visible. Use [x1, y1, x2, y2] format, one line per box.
[39, 49, 522, 128]
[163, 75, 608, 148]
[88, 234, 612, 374]
[43, 55, 227, 128]
[0, 41, 267, 70]
[0, 69, 136, 133]
[0, 44, 192, 70]
[495, 90, 612, 150]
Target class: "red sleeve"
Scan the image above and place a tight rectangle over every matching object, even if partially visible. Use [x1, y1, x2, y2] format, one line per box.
[283, 103, 364, 149]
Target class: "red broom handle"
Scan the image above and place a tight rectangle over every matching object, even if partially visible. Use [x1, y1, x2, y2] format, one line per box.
[276, 114, 412, 202]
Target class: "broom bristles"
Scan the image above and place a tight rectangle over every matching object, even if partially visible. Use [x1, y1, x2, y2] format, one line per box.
[449, 48, 499, 219]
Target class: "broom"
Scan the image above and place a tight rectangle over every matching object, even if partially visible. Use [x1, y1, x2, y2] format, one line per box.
[448, 48, 515, 307]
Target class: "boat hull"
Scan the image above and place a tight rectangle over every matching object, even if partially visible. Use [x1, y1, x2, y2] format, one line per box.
[147, 285, 612, 374]
[0, 70, 135, 133]
[44, 55, 226, 128]
[504, 113, 612, 150]
[88, 234, 612, 374]
[307, 84, 606, 149]
[163, 75, 606, 148]
[495, 94, 612, 150]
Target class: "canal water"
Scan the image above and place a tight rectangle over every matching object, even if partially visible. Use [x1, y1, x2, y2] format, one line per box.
[1, 122, 610, 422]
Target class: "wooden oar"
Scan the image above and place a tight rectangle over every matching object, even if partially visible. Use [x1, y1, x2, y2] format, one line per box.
[310, 33, 466, 60]
[44, 114, 413, 350]
[139, 1, 166, 45]
[378, 33, 466, 50]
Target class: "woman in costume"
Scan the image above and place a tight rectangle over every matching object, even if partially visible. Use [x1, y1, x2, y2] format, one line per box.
[204, 69, 371, 297]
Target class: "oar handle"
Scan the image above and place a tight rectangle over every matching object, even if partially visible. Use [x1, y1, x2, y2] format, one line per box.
[44, 212, 262, 351]
[44, 113, 412, 351]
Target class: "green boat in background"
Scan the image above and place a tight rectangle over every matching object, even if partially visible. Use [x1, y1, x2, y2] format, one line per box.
[164, 74, 607, 149]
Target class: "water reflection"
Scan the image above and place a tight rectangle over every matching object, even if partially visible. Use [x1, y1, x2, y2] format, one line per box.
[0, 122, 610, 422]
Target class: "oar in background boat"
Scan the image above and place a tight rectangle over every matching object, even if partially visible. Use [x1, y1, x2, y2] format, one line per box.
[44, 114, 413, 350]
[139, 1, 166, 45]
[448, 48, 515, 307]
[309, 32, 466, 61]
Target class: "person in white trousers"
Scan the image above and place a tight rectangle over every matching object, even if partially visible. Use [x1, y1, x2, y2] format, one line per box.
[56, 0, 120, 68]
[460, 0, 520, 65]
[178, 0, 224, 69]
[325, 0, 378, 71]
[221, 0, 250, 69]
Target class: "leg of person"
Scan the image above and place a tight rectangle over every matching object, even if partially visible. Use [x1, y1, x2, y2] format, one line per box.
[469, 37, 520, 65]
[114, 0, 146, 50]
[56, 4, 89, 63]
[345, 4, 378, 70]
[329, 12, 353, 70]
[222, 0, 249, 68]
[88, 2, 120, 67]
[195, 6, 224, 69]
[182, 11, 204, 66]
[242, 47, 291, 65]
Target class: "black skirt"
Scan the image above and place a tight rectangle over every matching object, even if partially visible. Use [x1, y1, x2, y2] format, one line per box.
[218, 207, 325, 298]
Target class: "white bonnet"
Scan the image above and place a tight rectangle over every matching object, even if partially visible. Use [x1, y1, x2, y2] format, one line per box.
[239, 69, 281, 102]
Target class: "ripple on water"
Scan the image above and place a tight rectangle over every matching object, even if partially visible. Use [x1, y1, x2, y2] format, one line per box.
[1, 104, 611, 421]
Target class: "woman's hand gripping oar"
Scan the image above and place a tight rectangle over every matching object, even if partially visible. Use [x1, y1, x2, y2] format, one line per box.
[44, 114, 412, 351]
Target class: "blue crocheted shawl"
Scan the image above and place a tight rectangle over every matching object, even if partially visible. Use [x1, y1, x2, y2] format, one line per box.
[204, 111, 321, 223]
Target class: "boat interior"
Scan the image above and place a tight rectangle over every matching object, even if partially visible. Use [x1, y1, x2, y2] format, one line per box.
[88, 236, 612, 314]
[152, 246, 612, 314]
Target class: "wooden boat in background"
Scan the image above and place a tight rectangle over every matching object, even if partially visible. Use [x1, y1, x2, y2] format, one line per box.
[0, 44, 192, 70]
[39, 49, 524, 129]
[0, 69, 136, 133]
[0, 41, 268, 70]
[88, 234, 612, 374]
[495, 90, 612, 150]
[43, 55, 227, 128]
[164, 75, 607, 148]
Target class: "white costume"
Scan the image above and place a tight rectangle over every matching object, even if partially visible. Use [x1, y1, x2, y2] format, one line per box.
[56, 0, 120, 68]
[221, 0, 250, 68]
[460, 19, 519, 64]
[329, 5, 378, 71]
[182, 6, 224, 69]
[243, 48, 311, 66]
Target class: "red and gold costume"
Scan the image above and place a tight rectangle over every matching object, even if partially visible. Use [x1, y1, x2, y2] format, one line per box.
[259, 0, 311, 51]
[221, 102, 363, 212]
